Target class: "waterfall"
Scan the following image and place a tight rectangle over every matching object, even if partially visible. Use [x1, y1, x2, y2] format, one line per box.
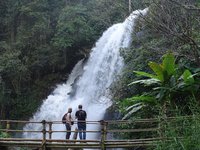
[23, 8, 148, 141]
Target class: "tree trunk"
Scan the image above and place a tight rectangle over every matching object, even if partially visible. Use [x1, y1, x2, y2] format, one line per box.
[0, 104, 4, 119]
[129, 0, 132, 14]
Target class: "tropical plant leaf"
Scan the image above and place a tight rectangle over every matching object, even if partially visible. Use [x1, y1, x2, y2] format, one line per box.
[177, 82, 186, 89]
[162, 53, 175, 76]
[122, 103, 143, 120]
[128, 95, 156, 104]
[153, 86, 176, 93]
[120, 98, 136, 108]
[128, 79, 160, 86]
[182, 70, 194, 84]
[133, 71, 157, 79]
[126, 103, 143, 111]
[148, 62, 164, 82]
[156, 89, 165, 101]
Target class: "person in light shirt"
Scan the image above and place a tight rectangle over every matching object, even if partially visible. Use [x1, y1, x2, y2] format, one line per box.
[63, 107, 74, 139]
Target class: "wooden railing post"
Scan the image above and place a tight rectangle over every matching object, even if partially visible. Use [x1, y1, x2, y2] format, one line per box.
[41, 120, 46, 150]
[48, 122, 52, 140]
[100, 120, 108, 150]
[158, 115, 167, 141]
[6, 121, 10, 133]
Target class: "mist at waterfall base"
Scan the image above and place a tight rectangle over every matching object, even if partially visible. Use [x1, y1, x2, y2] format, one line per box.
[23, 8, 148, 143]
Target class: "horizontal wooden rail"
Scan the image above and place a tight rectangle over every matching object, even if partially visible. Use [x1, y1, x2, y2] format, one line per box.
[105, 137, 164, 142]
[0, 120, 101, 124]
[107, 128, 158, 133]
[0, 138, 42, 141]
[0, 138, 100, 143]
[107, 119, 159, 124]
[0, 129, 100, 133]
[0, 140, 157, 149]
[51, 130, 100, 133]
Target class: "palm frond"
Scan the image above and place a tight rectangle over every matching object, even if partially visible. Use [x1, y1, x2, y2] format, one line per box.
[128, 78, 160, 86]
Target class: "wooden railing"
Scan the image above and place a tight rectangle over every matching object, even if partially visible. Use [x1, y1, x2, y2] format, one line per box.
[0, 117, 178, 150]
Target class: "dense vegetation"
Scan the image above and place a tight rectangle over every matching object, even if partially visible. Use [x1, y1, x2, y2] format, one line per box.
[114, 0, 200, 118]
[112, 0, 200, 149]
[0, 0, 130, 120]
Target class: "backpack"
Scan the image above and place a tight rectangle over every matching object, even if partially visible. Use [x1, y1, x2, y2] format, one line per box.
[77, 110, 86, 120]
[62, 113, 67, 124]
[62, 113, 74, 125]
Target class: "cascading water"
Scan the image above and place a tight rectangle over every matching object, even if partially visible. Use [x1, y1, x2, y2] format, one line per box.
[23, 9, 148, 142]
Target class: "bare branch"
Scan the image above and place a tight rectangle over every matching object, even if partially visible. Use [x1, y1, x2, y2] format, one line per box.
[168, 0, 200, 11]
[134, 0, 200, 65]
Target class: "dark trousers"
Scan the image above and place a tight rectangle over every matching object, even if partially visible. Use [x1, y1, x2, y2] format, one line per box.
[78, 123, 86, 140]
[65, 123, 71, 139]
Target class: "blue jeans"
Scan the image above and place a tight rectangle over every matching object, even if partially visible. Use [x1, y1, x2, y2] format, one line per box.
[65, 123, 71, 139]
[78, 123, 86, 140]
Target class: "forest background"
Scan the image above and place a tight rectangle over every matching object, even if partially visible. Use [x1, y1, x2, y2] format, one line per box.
[0, 0, 132, 119]
[0, 0, 200, 127]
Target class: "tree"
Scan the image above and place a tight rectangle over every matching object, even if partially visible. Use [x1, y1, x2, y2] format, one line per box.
[140, 0, 200, 65]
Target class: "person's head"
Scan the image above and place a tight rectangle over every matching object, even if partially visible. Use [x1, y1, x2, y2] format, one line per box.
[78, 105, 82, 110]
[68, 107, 72, 113]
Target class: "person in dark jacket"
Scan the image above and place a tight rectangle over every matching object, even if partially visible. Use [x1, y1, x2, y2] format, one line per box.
[75, 105, 87, 140]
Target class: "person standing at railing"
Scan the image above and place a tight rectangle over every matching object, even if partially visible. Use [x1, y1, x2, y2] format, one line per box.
[75, 104, 87, 140]
[62, 107, 74, 139]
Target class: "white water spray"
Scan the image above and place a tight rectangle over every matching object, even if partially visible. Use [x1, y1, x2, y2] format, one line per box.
[23, 9, 148, 141]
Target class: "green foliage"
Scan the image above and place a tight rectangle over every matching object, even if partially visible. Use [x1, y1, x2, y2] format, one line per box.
[152, 102, 200, 150]
[133, 53, 176, 83]
[0, 125, 10, 138]
[0, 0, 129, 120]
[118, 52, 200, 119]
[182, 70, 194, 84]
[53, 5, 93, 49]
[0, 132, 10, 138]
[0, 51, 28, 76]
[110, 0, 200, 144]
[120, 95, 156, 119]
[130, 53, 199, 104]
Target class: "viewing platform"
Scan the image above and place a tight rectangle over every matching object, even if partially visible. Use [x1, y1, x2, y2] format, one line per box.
[0, 117, 186, 150]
